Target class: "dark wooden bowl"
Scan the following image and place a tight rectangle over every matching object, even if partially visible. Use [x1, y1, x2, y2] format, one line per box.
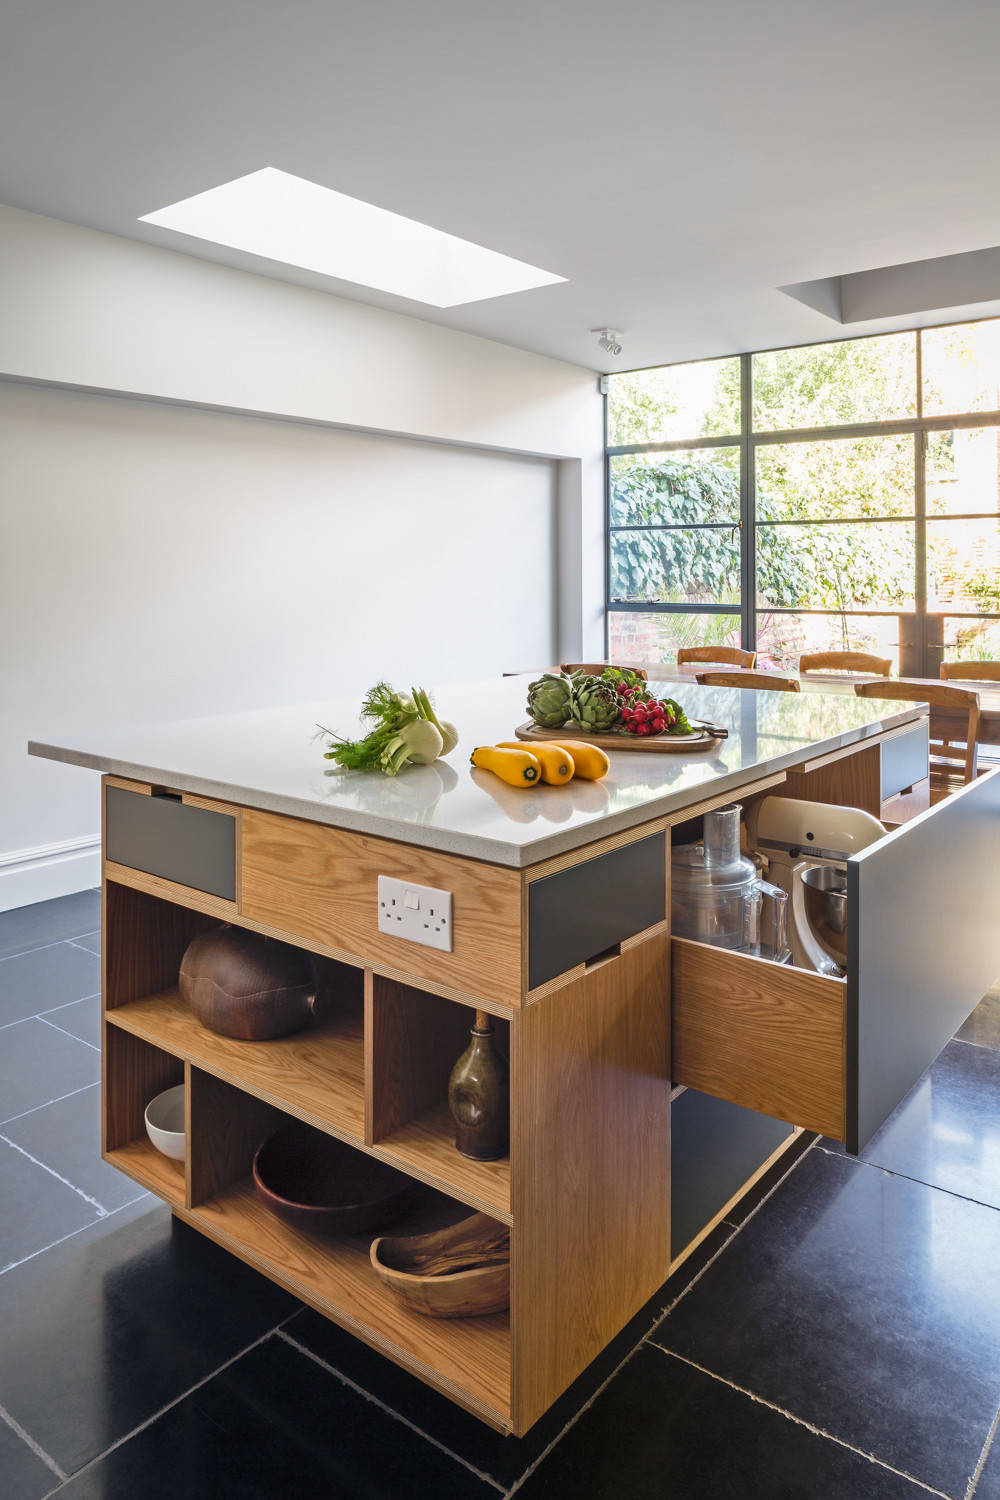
[252, 1122, 414, 1236]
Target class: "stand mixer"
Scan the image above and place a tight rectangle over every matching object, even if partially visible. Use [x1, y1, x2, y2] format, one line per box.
[744, 796, 885, 975]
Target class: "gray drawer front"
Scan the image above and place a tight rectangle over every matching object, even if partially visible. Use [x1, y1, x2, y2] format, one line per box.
[528, 832, 666, 989]
[848, 766, 1000, 1153]
[671, 1089, 793, 1257]
[881, 722, 929, 800]
[106, 786, 237, 901]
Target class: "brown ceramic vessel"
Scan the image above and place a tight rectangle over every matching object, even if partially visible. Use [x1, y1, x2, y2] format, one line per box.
[179, 926, 316, 1040]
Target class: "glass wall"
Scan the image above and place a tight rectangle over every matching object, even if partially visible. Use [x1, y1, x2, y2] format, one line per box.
[606, 317, 1000, 676]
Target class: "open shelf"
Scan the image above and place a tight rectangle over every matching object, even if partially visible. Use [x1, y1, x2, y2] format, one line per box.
[106, 1137, 186, 1207]
[187, 1178, 511, 1429]
[375, 1101, 511, 1223]
[106, 989, 365, 1145]
[369, 975, 511, 1220]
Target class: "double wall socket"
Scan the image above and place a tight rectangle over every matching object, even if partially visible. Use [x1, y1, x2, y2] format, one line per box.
[377, 875, 453, 952]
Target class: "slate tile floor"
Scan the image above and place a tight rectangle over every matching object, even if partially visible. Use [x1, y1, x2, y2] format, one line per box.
[2, 894, 1000, 1498]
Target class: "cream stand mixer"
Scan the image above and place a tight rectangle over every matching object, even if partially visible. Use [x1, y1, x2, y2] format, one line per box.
[744, 796, 885, 975]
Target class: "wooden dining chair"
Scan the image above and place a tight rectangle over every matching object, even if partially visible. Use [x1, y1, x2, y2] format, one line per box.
[854, 679, 981, 801]
[940, 661, 1000, 681]
[695, 670, 800, 692]
[677, 646, 756, 669]
[559, 661, 648, 680]
[799, 650, 892, 677]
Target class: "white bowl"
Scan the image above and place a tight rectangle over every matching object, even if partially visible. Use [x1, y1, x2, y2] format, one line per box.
[144, 1084, 186, 1161]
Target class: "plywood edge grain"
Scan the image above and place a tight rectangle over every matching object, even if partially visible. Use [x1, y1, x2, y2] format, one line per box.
[664, 772, 787, 826]
[522, 919, 668, 1006]
[671, 939, 846, 1141]
[104, 862, 240, 921]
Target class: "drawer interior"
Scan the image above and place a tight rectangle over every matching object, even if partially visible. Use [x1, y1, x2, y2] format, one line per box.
[671, 937, 846, 1140]
[673, 766, 1000, 1153]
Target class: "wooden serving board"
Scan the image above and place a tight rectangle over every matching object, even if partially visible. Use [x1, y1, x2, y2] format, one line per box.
[514, 720, 722, 753]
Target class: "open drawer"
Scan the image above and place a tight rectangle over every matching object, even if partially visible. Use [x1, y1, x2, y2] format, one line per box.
[672, 766, 1000, 1153]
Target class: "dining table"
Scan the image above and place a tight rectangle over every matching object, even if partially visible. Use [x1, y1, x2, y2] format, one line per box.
[659, 665, 1000, 746]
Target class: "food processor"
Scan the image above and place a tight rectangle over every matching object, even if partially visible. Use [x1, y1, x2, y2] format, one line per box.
[671, 803, 789, 961]
[743, 796, 885, 975]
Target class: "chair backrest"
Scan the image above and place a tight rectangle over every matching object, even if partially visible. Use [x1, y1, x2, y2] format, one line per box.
[559, 661, 649, 680]
[940, 660, 1000, 681]
[800, 651, 892, 677]
[854, 679, 981, 783]
[677, 646, 756, 669]
[696, 670, 800, 693]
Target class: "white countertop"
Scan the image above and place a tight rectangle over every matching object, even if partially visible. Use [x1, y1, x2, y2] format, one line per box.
[28, 676, 923, 867]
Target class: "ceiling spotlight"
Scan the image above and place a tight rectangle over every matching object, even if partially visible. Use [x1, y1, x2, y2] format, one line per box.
[592, 327, 623, 357]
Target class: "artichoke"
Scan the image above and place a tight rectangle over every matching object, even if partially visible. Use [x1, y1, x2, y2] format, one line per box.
[526, 673, 573, 728]
[569, 678, 622, 733]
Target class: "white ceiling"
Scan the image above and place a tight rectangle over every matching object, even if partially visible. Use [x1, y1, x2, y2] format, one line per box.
[3, 0, 1000, 372]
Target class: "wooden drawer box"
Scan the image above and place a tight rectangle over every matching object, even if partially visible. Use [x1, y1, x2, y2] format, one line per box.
[241, 809, 523, 1006]
[673, 767, 1000, 1152]
[105, 783, 237, 901]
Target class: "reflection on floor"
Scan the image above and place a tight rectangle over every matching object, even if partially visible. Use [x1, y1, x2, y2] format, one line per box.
[2, 891, 1000, 1497]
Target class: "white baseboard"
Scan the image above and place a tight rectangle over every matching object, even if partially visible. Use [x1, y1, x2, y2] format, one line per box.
[0, 834, 101, 913]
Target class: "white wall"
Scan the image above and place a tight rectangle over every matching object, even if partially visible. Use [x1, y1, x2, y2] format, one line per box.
[0, 383, 558, 904]
[0, 204, 603, 908]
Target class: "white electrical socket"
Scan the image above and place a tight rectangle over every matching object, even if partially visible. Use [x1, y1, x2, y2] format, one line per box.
[377, 875, 453, 952]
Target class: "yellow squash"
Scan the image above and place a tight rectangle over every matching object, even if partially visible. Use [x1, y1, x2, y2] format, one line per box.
[546, 740, 610, 780]
[470, 746, 541, 786]
[497, 741, 574, 785]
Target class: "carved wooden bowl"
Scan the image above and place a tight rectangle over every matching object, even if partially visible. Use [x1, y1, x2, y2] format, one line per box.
[252, 1122, 414, 1236]
[370, 1212, 510, 1318]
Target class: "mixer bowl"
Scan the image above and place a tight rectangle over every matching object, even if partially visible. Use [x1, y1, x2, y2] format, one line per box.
[800, 865, 848, 968]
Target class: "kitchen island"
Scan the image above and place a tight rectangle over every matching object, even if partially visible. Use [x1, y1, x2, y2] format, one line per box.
[28, 676, 1000, 1435]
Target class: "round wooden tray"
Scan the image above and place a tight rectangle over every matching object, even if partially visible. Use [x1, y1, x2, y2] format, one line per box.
[514, 720, 723, 753]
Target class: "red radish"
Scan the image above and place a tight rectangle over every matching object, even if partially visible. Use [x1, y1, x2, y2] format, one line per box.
[637, 722, 652, 735]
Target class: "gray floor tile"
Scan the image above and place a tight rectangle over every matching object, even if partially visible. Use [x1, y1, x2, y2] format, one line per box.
[0, 891, 100, 960]
[822, 1039, 1000, 1209]
[0, 1019, 101, 1124]
[56, 1335, 495, 1500]
[654, 1148, 1000, 1497]
[38, 994, 100, 1050]
[0, 941, 100, 1027]
[0, 1418, 58, 1500]
[4, 1084, 145, 1214]
[0, 1137, 101, 1273]
[0, 1201, 295, 1476]
[69, 930, 101, 957]
[958, 988, 1000, 1050]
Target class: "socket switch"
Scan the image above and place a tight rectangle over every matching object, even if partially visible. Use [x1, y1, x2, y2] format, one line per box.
[377, 875, 453, 952]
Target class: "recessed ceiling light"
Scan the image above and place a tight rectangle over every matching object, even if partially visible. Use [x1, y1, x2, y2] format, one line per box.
[139, 167, 566, 308]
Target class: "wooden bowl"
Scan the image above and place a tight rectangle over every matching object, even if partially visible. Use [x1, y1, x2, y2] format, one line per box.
[370, 1212, 510, 1318]
[253, 1123, 414, 1236]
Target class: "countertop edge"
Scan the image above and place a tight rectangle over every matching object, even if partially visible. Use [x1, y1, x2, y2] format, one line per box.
[28, 706, 923, 869]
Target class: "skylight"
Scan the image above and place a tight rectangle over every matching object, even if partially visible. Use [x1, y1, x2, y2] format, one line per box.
[140, 167, 566, 308]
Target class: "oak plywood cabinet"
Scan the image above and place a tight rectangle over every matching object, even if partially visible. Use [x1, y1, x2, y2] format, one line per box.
[100, 779, 669, 1436]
